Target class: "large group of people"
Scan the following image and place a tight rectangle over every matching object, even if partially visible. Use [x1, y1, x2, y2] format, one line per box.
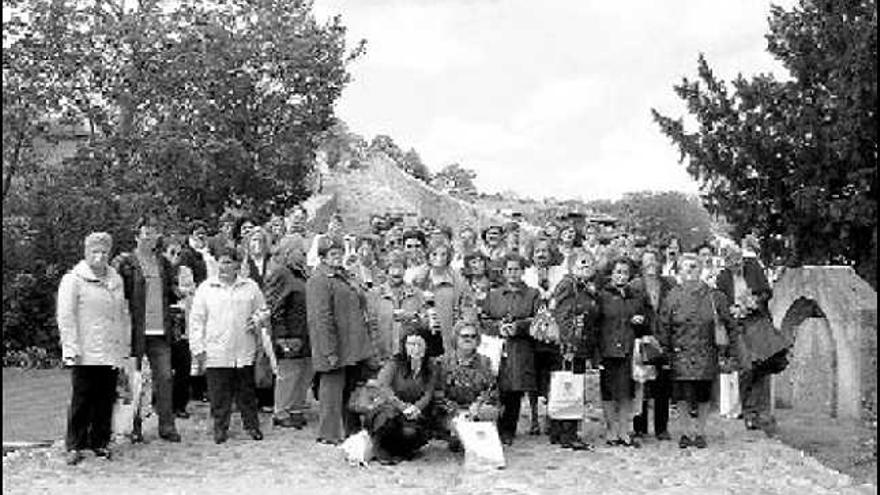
[56, 206, 787, 466]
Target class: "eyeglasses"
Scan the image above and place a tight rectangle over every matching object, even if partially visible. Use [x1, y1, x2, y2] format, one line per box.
[405, 243, 422, 249]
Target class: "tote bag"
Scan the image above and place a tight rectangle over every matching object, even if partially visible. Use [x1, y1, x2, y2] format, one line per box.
[453, 415, 506, 470]
[547, 370, 585, 420]
[476, 335, 504, 376]
[719, 372, 742, 419]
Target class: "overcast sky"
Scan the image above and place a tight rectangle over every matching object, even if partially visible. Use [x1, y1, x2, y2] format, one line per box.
[312, 0, 796, 201]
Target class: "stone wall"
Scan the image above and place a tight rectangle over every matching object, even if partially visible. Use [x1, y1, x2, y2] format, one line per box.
[770, 266, 877, 420]
[860, 308, 878, 420]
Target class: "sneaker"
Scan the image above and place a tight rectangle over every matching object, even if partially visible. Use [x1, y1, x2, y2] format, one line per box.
[93, 447, 112, 460]
[693, 435, 707, 449]
[678, 435, 691, 449]
[66, 450, 86, 466]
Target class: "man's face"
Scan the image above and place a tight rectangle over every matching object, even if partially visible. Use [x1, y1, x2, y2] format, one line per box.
[560, 227, 576, 244]
[357, 242, 373, 261]
[680, 258, 701, 281]
[505, 260, 524, 285]
[405, 335, 426, 361]
[323, 247, 345, 268]
[457, 326, 479, 352]
[485, 229, 501, 246]
[220, 221, 234, 237]
[533, 243, 551, 267]
[460, 229, 475, 246]
[467, 257, 486, 275]
[404, 238, 423, 256]
[163, 243, 181, 265]
[544, 225, 559, 240]
[249, 234, 264, 255]
[666, 240, 680, 259]
[192, 227, 207, 246]
[573, 254, 595, 279]
[698, 247, 713, 266]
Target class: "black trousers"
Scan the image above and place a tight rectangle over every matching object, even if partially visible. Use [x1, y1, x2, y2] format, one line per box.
[171, 339, 192, 413]
[206, 367, 260, 434]
[633, 368, 672, 435]
[66, 366, 118, 451]
[498, 391, 524, 439]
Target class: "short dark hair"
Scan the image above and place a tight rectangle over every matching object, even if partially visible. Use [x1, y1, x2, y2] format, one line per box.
[402, 229, 426, 247]
[212, 244, 242, 262]
[501, 253, 527, 268]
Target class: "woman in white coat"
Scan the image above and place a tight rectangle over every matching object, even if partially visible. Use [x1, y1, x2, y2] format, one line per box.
[57, 232, 131, 465]
[189, 245, 266, 444]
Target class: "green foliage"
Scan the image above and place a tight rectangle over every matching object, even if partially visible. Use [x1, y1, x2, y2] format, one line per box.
[433, 163, 478, 196]
[369, 135, 431, 182]
[2, 0, 364, 354]
[652, 0, 877, 286]
[613, 191, 716, 250]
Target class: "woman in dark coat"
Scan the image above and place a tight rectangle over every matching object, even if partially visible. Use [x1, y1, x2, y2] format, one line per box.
[369, 329, 439, 464]
[480, 253, 541, 445]
[548, 249, 599, 450]
[242, 228, 274, 411]
[306, 236, 375, 445]
[629, 248, 678, 441]
[659, 253, 732, 449]
[595, 257, 649, 447]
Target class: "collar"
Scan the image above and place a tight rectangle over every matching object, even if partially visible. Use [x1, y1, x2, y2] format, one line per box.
[207, 275, 251, 289]
[72, 260, 120, 289]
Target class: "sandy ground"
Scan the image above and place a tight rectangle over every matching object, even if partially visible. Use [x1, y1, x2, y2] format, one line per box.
[2, 399, 877, 495]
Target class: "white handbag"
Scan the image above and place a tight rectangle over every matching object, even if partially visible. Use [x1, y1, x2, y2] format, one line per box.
[476, 335, 504, 377]
[453, 414, 505, 470]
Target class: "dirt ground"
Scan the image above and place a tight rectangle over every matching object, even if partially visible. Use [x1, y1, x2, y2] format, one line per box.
[2, 368, 877, 494]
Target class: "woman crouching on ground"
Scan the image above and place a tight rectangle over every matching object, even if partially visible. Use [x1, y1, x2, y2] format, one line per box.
[368, 329, 439, 465]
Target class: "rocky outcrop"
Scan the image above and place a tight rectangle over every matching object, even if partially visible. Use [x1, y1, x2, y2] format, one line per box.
[770, 266, 877, 420]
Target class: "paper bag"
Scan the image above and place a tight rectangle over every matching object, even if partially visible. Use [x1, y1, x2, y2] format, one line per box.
[340, 430, 374, 466]
[476, 335, 504, 376]
[453, 415, 505, 470]
[112, 402, 135, 436]
[719, 372, 742, 419]
[548, 370, 585, 420]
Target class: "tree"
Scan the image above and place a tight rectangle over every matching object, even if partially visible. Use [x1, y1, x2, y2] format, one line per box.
[401, 148, 431, 182]
[433, 162, 477, 194]
[616, 191, 716, 250]
[652, 0, 877, 286]
[2, 0, 364, 355]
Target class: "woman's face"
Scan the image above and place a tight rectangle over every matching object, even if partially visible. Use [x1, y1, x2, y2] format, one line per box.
[504, 260, 524, 285]
[460, 229, 475, 247]
[404, 238, 423, 256]
[323, 247, 345, 268]
[484, 229, 502, 247]
[698, 247, 713, 266]
[357, 242, 374, 261]
[544, 224, 560, 240]
[506, 232, 520, 248]
[560, 227, 576, 244]
[532, 242, 551, 267]
[429, 246, 450, 268]
[217, 255, 241, 281]
[468, 257, 487, 275]
[573, 254, 595, 280]
[610, 261, 631, 287]
[641, 252, 659, 276]
[405, 335, 426, 361]
[85, 244, 110, 271]
[249, 234, 264, 256]
[240, 221, 255, 239]
[457, 326, 479, 353]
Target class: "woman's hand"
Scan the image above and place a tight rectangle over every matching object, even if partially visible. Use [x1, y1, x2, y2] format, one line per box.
[403, 404, 421, 420]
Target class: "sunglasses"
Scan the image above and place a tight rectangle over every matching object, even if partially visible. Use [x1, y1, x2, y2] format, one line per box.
[405, 243, 422, 248]
[459, 333, 478, 339]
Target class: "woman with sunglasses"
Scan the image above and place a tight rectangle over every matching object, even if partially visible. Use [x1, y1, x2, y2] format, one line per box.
[437, 320, 499, 452]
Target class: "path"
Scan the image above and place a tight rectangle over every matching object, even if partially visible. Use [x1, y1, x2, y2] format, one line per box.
[3, 397, 876, 495]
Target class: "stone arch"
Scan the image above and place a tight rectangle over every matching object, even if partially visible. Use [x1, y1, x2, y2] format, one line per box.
[769, 266, 877, 420]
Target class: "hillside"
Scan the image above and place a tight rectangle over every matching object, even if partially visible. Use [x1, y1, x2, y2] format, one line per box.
[315, 152, 508, 233]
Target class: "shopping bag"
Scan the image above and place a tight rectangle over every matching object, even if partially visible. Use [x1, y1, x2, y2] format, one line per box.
[583, 368, 603, 421]
[547, 370, 585, 420]
[339, 430, 374, 467]
[632, 338, 657, 383]
[452, 415, 505, 470]
[476, 335, 504, 377]
[112, 401, 135, 437]
[719, 372, 742, 419]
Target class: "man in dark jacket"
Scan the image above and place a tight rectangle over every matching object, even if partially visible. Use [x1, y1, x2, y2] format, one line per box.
[716, 247, 784, 435]
[177, 220, 211, 404]
[265, 238, 312, 429]
[307, 236, 374, 444]
[113, 216, 181, 442]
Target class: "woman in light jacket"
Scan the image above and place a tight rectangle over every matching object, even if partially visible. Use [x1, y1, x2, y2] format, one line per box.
[57, 232, 131, 465]
[189, 245, 266, 444]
